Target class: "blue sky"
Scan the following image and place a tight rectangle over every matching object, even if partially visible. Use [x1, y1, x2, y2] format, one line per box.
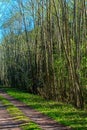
[0, 0, 72, 42]
[0, 0, 34, 42]
[0, 1, 11, 41]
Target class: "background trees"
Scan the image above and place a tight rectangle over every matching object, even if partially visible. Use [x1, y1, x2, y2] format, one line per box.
[0, 0, 87, 108]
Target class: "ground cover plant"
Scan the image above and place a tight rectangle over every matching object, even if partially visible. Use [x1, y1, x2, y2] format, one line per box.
[2, 87, 87, 130]
[0, 95, 41, 130]
[0, 1, 87, 129]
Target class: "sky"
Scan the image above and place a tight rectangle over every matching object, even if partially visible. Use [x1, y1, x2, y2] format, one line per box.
[0, 0, 34, 43]
[0, 0, 71, 42]
[0, 0, 72, 43]
[0, 1, 11, 41]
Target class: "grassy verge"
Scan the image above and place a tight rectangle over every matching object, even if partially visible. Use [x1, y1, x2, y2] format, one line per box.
[1, 86, 87, 130]
[0, 95, 41, 130]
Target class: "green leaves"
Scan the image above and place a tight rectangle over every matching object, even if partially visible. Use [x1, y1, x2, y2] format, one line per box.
[3, 87, 87, 130]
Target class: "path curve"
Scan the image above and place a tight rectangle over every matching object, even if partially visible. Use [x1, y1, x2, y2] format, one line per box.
[0, 90, 72, 130]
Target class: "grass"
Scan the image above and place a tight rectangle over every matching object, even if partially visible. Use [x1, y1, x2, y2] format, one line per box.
[0, 95, 41, 130]
[1, 86, 87, 130]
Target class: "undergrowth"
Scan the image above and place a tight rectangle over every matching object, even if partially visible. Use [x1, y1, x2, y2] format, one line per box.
[0, 95, 41, 130]
[1, 86, 87, 130]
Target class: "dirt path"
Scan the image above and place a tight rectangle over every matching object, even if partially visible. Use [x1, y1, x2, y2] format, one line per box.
[0, 90, 72, 130]
[0, 101, 21, 130]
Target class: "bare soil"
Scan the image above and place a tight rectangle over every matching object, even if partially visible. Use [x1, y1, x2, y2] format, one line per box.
[0, 90, 72, 130]
[0, 102, 21, 130]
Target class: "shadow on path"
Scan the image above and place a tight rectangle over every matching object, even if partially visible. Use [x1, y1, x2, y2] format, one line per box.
[0, 90, 72, 130]
[0, 102, 21, 130]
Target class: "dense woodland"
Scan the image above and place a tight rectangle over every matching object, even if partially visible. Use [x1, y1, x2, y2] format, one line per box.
[0, 0, 87, 109]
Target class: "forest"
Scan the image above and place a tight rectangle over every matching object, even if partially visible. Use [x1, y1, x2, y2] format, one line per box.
[0, 0, 87, 110]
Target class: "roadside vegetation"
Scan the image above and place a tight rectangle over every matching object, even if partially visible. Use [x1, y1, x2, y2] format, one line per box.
[0, 0, 87, 129]
[1, 87, 87, 130]
[0, 94, 41, 130]
[0, 0, 87, 109]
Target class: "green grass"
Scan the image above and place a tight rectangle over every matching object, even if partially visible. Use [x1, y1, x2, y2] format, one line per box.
[0, 95, 41, 130]
[1, 86, 87, 130]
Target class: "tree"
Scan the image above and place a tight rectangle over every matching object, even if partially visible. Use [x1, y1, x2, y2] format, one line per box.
[0, 0, 87, 109]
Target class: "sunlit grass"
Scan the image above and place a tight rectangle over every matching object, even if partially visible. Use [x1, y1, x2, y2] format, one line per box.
[0, 95, 41, 130]
[1, 86, 87, 130]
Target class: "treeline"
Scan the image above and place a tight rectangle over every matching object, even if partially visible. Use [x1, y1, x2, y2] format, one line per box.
[0, 0, 87, 109]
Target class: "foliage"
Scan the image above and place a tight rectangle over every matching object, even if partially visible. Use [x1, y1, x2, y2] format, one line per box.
[2, 87, 87, 130]
[0, 0, 87, 108]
